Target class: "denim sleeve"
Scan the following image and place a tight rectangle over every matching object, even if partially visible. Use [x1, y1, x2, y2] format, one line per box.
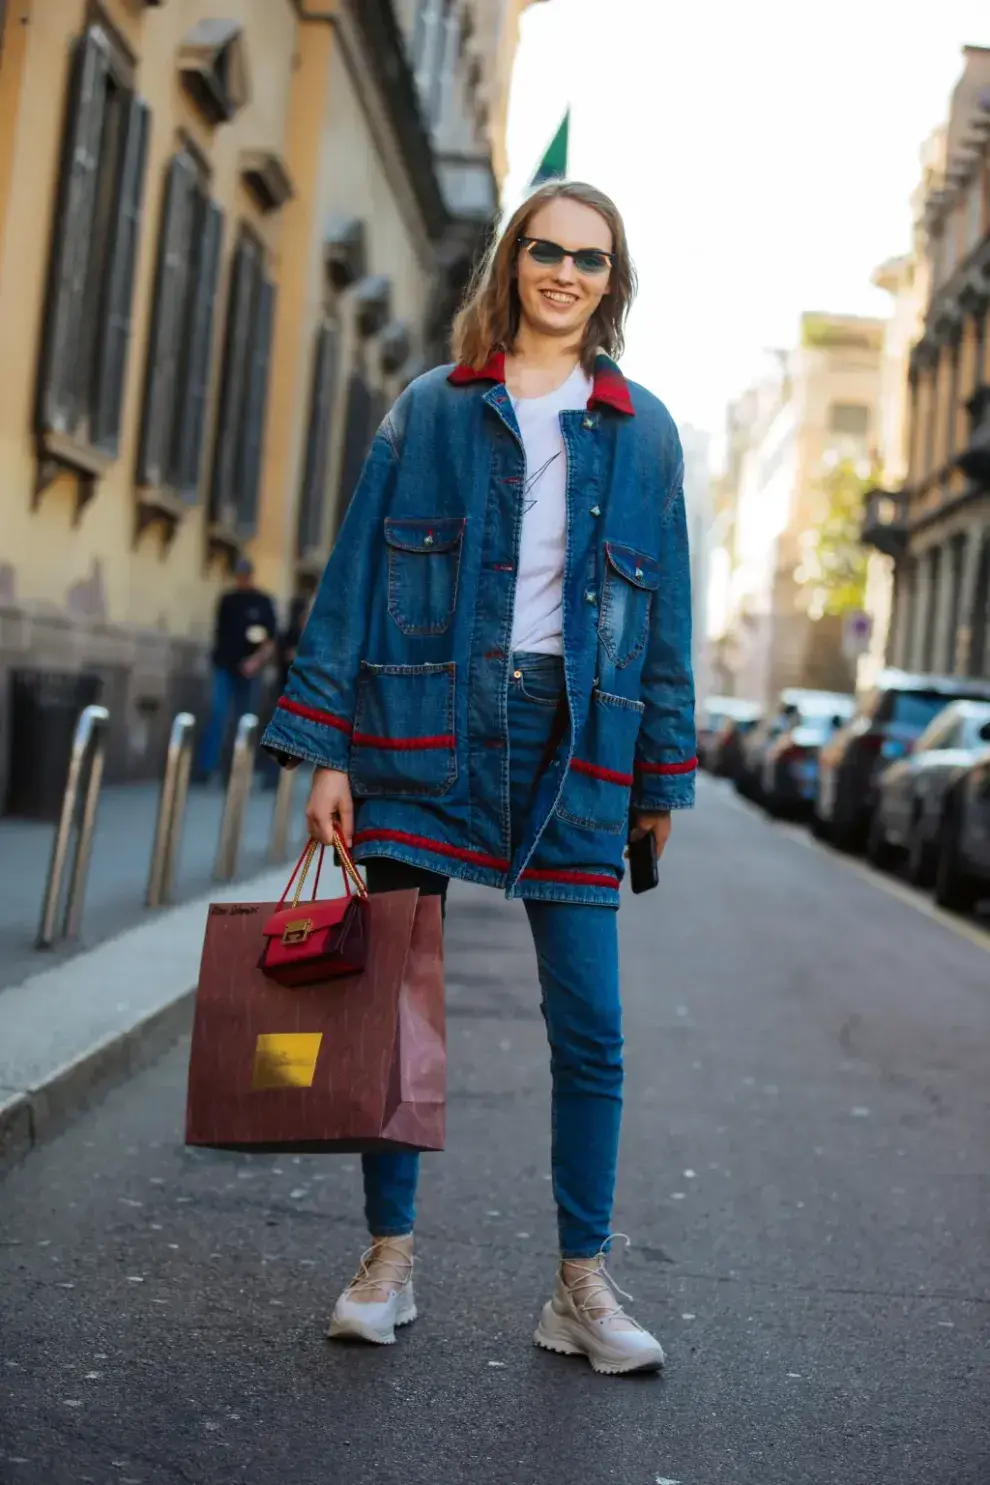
[261, 428, 398, 771]
[633, 456, 698, 811]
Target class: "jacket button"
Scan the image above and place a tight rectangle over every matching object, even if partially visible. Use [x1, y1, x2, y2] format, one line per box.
[424, 534, 434, 546]
[512, 669, 522, 679]
[590, 505, 601, 517]
[585, 590, 596, 604]
[583, 415, 595, 429]
[635, 566, 644, 580]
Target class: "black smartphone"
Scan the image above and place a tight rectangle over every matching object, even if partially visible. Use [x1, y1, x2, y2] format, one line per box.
[628, 829, 659, 894]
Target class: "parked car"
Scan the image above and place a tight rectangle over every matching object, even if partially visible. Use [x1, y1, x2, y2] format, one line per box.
[697, 696, 762, 771]
[813, 670, 990, 852]
[761, 693, 855, 817]
[710, 711, 763, 781]
[866, 700, 990, 882]
[933, 746, 990, 913]
[735, 689, 844, 804]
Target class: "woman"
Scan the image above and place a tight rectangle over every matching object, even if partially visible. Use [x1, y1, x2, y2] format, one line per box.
[262, 180, 696, 1376]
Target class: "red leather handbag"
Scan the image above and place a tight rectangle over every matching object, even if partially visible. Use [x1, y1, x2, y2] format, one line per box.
[258, 834, 369, 988]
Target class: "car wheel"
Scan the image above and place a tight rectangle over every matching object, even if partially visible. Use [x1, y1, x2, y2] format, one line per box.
[865, 809, 895, 870]
[934, 803, 979, 913]
[830, 789, 866, 853]
[905, 815, 936, 888]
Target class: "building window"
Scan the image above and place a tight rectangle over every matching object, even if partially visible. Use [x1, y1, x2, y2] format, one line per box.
[946, 341, 961, 463]
[36, 25, 150, 468]
[296, 320, 339, 560]
[922, 545, 942, 673]
[827, 403, 870, 437]
[332, 366, 374, 538]
[970, 535, 990, 678]
[209, 232, 276, 541]
[138, 150, 224, 502]
[946, 534, 967, 674]
[966, 177, 983, 253]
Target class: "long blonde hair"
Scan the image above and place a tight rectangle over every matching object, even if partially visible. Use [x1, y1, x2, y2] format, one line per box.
[451, 180, 637, 373]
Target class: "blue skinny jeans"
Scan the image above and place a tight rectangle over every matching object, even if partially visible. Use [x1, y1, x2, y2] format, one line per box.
[361, 652, 623, 1259]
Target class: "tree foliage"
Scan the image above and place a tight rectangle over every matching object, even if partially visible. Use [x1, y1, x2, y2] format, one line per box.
[796, 457, 874, 621]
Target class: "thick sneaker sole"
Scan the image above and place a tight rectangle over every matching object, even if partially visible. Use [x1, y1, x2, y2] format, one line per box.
[326, 1292, 418, 1346]
[534, 1303, 665, 1375]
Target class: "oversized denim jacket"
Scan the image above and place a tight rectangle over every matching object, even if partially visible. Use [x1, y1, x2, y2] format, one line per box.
[263, 352, 696, 906]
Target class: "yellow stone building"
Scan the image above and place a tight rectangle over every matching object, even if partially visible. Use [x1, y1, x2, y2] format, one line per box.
[863, 45, 990, 679]
[0, 0, 539, 798]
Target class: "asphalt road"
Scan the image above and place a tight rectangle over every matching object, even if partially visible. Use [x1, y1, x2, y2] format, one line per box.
[1, 778, 988, 1485]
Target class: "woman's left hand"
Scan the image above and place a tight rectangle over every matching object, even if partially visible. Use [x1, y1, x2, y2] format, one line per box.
[628, 810, 672, 860]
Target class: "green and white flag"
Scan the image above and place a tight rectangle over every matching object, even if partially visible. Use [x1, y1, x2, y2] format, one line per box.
[530, 110, 569, 185]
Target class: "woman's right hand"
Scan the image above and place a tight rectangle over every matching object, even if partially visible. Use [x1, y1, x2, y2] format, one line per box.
[306, 767, 354, 848]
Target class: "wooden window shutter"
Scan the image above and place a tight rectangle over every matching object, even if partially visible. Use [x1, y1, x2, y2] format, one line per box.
[137, 151, 198, 485]
[171, 197, 223, 501]
[36, 27, 111, 438]
[234, 276, 276, 537]
[333, 370, 373, 534]
[91, 93, 150, 455]
[296, 321, 338, 558]
[210, 234, 260, 527]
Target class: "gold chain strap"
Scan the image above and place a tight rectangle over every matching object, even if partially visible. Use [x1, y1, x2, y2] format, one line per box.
[290, 833, 367, 907]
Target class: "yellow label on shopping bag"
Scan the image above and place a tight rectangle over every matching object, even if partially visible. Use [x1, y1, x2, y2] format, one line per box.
[252, 1032, 323, 1090]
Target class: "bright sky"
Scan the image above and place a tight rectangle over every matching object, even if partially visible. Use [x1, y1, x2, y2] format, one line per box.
[504, 0, 990, 452]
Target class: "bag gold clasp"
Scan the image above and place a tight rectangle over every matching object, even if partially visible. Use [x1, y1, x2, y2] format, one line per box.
[282, 917, 314, 946]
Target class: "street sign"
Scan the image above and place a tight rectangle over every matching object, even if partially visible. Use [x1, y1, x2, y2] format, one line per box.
[841, 610, 873, 660]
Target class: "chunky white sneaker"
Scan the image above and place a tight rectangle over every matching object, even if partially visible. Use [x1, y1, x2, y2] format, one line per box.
[534, 1237, 666, 1375]
[326, 1238, 417, 1345]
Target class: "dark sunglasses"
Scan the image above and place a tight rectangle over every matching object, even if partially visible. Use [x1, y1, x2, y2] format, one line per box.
[517, 236, 614, 276]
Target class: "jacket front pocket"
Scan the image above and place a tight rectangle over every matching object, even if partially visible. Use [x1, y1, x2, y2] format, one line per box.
[598, 541, 660, 667]
[385, 516, 465, 636]
[350, 662, 457, 798]
[555, 689, 645, 834]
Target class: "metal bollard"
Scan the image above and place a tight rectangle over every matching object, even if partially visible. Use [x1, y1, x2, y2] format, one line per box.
[147, 712, 196, 907]
[213, 713, 259, 882]
[37, 705, 111, 948]
[268, 764, 298, 863]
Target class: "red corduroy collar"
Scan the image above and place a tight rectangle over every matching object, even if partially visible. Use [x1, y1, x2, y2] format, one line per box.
[448, 352, 635, 416]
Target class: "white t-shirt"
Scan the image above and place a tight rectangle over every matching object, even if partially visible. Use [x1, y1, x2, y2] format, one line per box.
[509, 363, 593, 654]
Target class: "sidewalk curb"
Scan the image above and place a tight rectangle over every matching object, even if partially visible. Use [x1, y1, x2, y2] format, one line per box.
[0, 989, 195, 1178]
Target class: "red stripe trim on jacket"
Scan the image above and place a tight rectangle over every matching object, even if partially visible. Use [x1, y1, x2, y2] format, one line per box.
[351, 732, 456, 752]
[571, 758, 634, 787]
[637, 756, 698, 776]
[520, 866, 619, 889]
[352, 828, 509, 872]
[352, 829, 619, 891]
[277, 696, 352, 736]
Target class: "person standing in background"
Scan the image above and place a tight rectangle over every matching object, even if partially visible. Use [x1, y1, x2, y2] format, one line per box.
[195, 557, 277, 783]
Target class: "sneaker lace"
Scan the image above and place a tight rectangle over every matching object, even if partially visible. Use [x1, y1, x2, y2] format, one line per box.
[564, 1234, 645, 1329]
[347, 1238, 413, 1298]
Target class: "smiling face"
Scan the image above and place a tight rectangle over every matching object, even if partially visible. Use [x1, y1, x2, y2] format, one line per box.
[514, 196, 613, 348]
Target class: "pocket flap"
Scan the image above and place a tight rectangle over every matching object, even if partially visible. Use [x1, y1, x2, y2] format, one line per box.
[605, 541, 659, 590]
[385, 516, 465, 554]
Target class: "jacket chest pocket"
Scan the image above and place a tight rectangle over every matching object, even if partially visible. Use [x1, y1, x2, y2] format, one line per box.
[386, 516, 465, 636]
[598, 541, 659, 667]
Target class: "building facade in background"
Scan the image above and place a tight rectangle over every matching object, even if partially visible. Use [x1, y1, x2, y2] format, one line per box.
[863, 45, 990, 682]
[0, 0, 534, 804]
[710, 316, 882, 706]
